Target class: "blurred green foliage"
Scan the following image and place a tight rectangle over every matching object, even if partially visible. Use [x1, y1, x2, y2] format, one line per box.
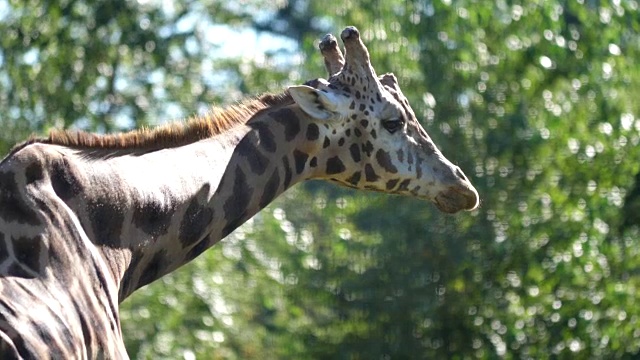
[2, 0, 640, 358]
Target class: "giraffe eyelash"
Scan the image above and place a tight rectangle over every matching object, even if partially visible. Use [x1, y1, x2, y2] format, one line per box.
[381, 118, 405, 133]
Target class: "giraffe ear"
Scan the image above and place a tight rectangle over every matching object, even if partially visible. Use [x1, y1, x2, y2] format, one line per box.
[288, 85, 340, 121]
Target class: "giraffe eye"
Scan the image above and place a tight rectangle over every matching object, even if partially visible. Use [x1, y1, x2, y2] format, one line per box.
[382, 118, 404, 133]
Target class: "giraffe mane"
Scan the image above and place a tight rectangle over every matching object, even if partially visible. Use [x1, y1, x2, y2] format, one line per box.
[15, 92, 293, 154]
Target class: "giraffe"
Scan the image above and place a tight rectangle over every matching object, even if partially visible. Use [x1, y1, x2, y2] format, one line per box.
[0, 27, 478, 359]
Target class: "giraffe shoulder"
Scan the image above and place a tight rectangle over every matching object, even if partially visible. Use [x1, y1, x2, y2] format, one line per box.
[0, 142, 85, 220]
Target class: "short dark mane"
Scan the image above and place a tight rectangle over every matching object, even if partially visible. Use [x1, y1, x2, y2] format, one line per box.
[10, 92, 292, 156]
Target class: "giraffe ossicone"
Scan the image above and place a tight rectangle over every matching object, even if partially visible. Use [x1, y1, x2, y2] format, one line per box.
[0, 27, 478, 358]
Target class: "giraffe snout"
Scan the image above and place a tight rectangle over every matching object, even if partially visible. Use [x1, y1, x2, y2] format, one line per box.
[433, 182, 479, 214]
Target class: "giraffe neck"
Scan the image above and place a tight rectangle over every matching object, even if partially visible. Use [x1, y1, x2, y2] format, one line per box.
[0, 98, 325, 356]
[84, 105, 321, 300]
[2, 98, 333, 302]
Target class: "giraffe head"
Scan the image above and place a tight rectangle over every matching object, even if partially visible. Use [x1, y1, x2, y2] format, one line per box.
[288, 27, 478, 213]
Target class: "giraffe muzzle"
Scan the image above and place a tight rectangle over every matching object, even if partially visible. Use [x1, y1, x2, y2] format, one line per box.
[434, 184, 480, 214]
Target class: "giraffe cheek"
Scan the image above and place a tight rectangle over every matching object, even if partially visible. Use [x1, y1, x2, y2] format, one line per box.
[385, 178, 399, 191]
[345, 171, 361, 186]
[364, 164, 380, 182]
[325, 156, 346, 175]
[397, 179, 412, 192]
[349, 143, 361, 163]
[375, 149, 398, 174]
